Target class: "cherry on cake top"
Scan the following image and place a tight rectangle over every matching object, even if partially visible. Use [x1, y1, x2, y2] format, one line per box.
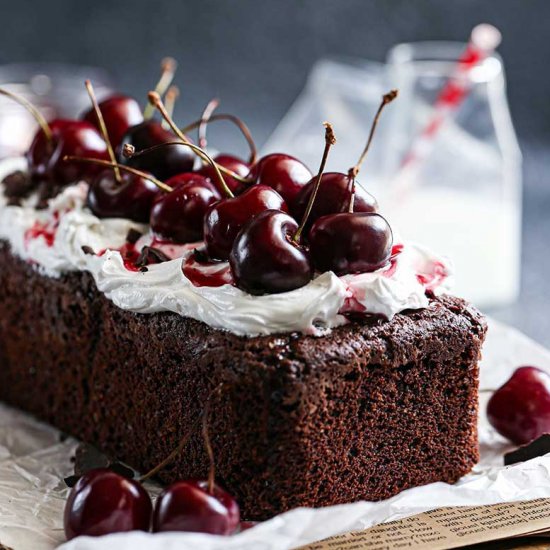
[28, 119, 110, 185]
[150, 173, 221, 242]
[198, 153, 250, 195]
[248, 153, 313, 205]
[0, 88, 110, 194]
[119, 119, 195, 180]
[87, 168, 161, 223]
[229, 209, 313, 295]
[82, 94, 144, 149]
[292, 171, 378, 233]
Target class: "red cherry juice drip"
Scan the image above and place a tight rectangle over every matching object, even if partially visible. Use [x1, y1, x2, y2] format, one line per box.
[340, 243, 404, 316]
[390, 243, 403, 257]
[24, 212, 60, 248]
[342, 295, 366, 315]
[239, 521, 259, 532]
[97, 243, 141, 271]
[182, 255, 233, 287]
[119, 242, 141, 271]
[24, 221, 56, 247]
[417, 261, 448, 291]
[381, 243, 403, 279]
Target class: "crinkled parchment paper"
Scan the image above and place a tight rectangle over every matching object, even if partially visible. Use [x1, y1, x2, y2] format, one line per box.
[1, 318, 550, 550]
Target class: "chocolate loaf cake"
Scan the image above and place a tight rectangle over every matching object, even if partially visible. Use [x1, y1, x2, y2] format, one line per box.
[0, 82, 488, 531]
[0, 241, 486, 520]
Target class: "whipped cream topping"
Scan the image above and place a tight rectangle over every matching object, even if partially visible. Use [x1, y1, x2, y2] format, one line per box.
[0, 157, 453, 336]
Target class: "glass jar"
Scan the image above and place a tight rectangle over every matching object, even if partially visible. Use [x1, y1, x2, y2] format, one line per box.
[382, 42, 522, 307]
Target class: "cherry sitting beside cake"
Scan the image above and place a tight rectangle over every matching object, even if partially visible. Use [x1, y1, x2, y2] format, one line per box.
[0, 72, 486, 532]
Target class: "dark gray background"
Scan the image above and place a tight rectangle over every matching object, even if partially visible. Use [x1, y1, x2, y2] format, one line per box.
[0, 0, 548, 346]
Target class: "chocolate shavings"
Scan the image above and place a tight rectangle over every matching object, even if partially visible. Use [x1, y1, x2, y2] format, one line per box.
[64, 443, 136, 488]
[136, 246, 170, 268]
[2, 171, 34, 206]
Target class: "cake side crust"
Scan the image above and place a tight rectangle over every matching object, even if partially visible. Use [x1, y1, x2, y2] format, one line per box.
[0, 242, 487, 519]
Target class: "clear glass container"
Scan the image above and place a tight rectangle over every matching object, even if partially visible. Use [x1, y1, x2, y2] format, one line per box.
[0, 63, 113, 158]
[382, 42, 522, 307]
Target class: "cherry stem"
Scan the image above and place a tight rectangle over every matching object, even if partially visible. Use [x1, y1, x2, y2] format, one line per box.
[293, 122, 336, 243]
[85, 80, 121, 183]
[202, 398, 215, 495]
[0, 87, 53, 144]
[183, 111, 258, 166]
[148, 91, 249, 186]
[348, 89, 398, 180]
[62, 155, 173, 193]
[143, 57, 178, 119]
[201, 383, 224, 494]
[139, 414, 202, 482]
[345, 89, 397, 213]
[161, 85, 180, 130]
[123, 141, 234, 198]
[197, 97, 220, 149]
[348, 180, 356, 213]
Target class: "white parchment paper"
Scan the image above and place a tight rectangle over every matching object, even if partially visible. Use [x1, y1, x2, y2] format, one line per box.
[1, 318, 550, 550]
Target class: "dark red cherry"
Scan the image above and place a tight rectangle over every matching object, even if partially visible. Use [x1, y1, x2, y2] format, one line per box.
[27, 119, 109, 184]
[119, 120, 195, 181]
[230, 210, 312, 295]
[487, 366, 550, 445]
[204, 185, 287, 260]
[292, 172, 378, 234]
[309, 212, 393, 275]
[83, 94, 144, 149]
[64, 468, 152, 541]
[198, 153, 250, 195]
[248, 153, 312, 205]
[152, 479, 240, 535]
[150, 174, 221, 242]
[87, 169, 161, 222]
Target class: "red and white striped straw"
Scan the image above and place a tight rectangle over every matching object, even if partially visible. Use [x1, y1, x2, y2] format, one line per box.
[394, 24, 502, 188]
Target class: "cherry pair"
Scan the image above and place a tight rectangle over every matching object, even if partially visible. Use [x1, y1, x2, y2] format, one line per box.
[229, 92, 397, 295]
[64, 469, 239, 540]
